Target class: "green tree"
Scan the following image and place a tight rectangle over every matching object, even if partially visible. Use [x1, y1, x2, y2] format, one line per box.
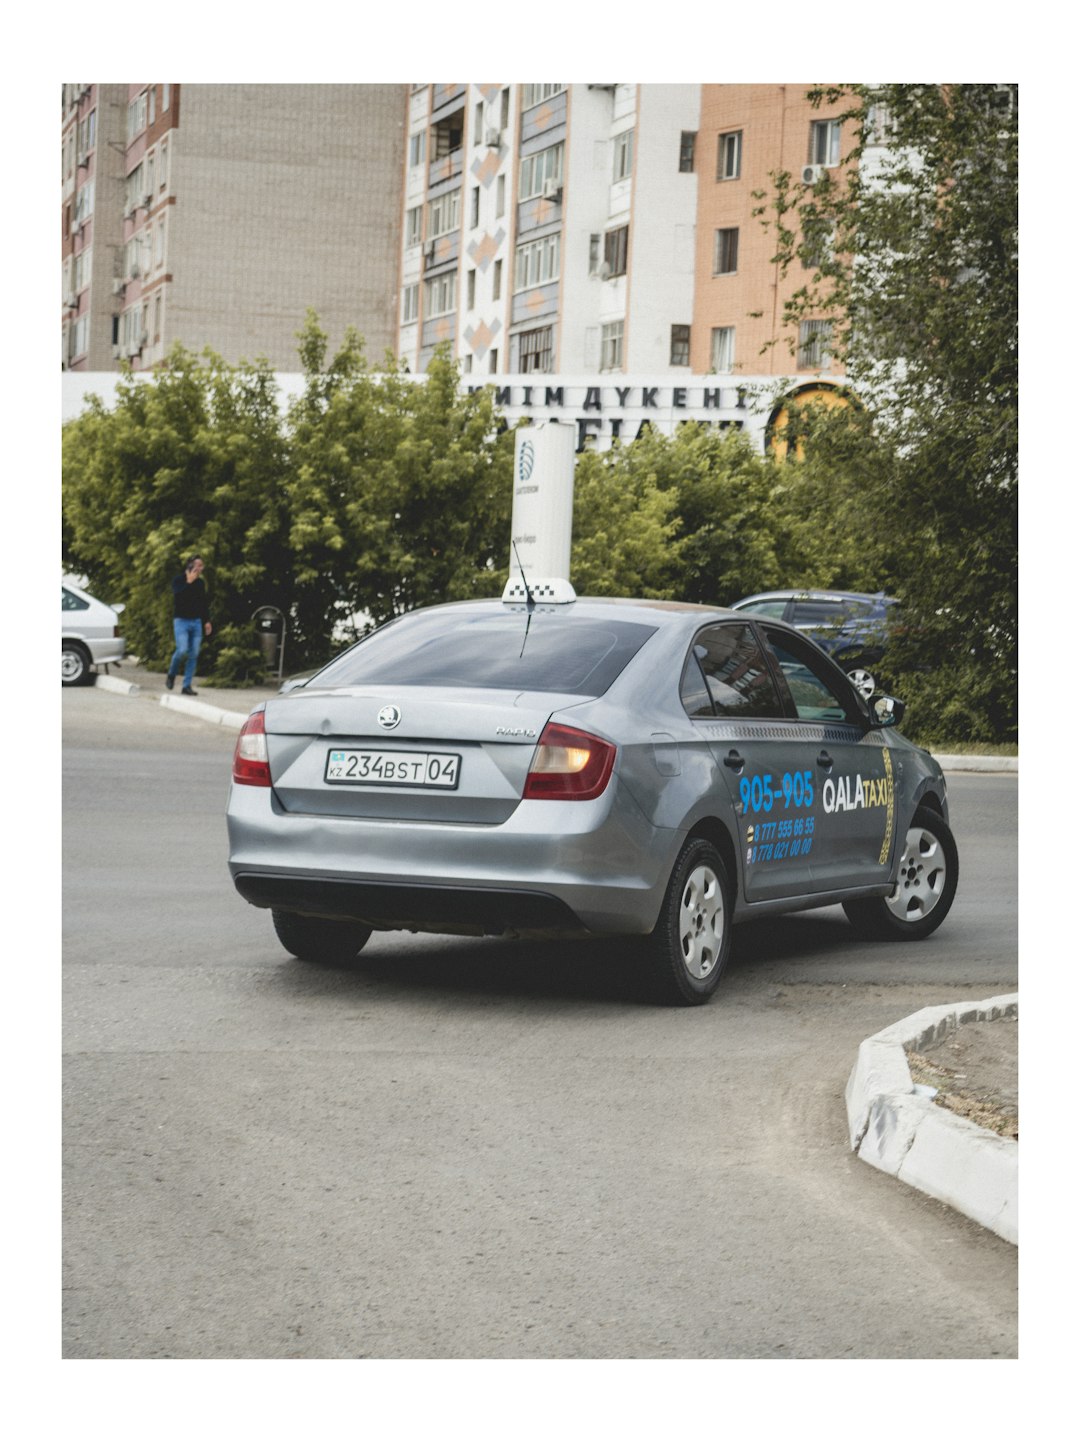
[285, 318, 514, 643]
[63, 345, 290, 682]
[755, 84, 1018, 742]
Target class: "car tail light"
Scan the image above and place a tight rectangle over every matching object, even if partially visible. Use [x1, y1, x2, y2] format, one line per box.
[523, 723, 616, 801]
[232, 708, 271, 787]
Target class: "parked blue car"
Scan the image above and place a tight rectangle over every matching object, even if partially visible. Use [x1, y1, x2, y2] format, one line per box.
[729, 590, 900, 700]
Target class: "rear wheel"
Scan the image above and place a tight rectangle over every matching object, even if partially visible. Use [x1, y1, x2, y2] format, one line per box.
[272, 909, 372, 964]
[644, 838, 732, 1006]
[62, 641, 92, 687]
[843, 805, 958, 940]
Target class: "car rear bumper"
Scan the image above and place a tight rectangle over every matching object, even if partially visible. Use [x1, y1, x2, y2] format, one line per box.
[226, 778, 678, 937]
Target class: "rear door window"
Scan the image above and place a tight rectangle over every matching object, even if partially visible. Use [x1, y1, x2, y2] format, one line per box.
[680, 624, 785, 719]
[62, 587, 90, 611]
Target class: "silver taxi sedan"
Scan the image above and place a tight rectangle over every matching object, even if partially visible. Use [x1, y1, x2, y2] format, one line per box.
[226, 593, 957, 1005]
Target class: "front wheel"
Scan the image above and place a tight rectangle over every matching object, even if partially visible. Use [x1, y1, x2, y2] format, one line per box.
[644, 838, 732, 1006]
[843, 805, 958, 940]
[847, 667, 876, 700]
[272, 909, 372, 964]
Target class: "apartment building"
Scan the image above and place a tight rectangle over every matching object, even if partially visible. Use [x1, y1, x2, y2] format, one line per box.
[61, 83, 406, 373]
[396, 83, 848, 385]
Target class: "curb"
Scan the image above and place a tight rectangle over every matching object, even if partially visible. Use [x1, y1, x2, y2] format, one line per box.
[932, 754, 1017, 772]
[845, 993, 1018, 1244]
[94, 673, 141, 696]
[159, 693, 252, 731]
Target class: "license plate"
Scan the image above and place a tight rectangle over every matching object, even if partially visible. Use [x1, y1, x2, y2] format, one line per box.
[325, 748, 461, 789]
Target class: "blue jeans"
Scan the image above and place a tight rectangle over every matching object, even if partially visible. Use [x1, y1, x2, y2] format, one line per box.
[169, 618, 202, 688]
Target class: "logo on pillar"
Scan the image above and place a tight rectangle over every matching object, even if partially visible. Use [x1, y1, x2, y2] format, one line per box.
[518, 440, 535, 482]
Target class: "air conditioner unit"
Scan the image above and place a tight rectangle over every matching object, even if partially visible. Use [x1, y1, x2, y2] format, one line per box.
[77, 150, 90, 168]
[111, 344, 122, 359]
[112, 278, 126, 295]
[598, 260, 612, 280]
[64, 291, 77, 309]
[70, 219, 82, 236]
[129, 262, 141, 278]
[484, 127, 502, 147]
[801, 164, 826, 185]
[127, 341, 141, 356]
[123, 202, 136, 219]
[541, 178, 562, 201]
[424, 241, 436, 263]
[139, 330, 149, 347]
[141, 192, 153, 208]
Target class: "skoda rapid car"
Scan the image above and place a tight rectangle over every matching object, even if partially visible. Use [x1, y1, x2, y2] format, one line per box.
[226, 592, 957, 1006]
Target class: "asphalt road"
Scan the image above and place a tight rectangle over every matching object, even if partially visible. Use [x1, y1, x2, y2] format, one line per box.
[62, 686, 1018, 1359]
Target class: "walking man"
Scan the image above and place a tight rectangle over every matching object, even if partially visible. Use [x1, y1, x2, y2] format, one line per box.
[166, 555, 212, 695]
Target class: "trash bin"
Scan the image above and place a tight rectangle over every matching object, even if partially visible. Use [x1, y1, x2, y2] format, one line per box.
[252, 606, 285, 676]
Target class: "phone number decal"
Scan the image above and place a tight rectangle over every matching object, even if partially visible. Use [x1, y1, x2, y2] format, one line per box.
[738, 770, 814, 814]
[746, 815, 815, 864]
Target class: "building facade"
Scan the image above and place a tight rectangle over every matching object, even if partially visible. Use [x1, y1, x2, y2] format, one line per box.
[396, 83, 848, 384]
[62, 83, 407, 373]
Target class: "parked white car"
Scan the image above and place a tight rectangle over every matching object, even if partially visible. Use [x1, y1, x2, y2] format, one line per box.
[62, 578, 125, 686]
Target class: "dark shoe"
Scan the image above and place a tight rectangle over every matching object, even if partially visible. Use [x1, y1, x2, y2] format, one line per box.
[182, 686, 198, 696]
[165, 673, 175, 690]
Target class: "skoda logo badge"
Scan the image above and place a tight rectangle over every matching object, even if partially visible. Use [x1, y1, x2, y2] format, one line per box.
[377, 705, 402, 730]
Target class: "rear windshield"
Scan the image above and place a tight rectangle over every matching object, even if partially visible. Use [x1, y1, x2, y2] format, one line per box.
[309, 609, 658, 696]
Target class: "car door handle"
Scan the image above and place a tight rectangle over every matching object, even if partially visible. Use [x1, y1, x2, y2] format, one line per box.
[723, 749, 745, 772]
[817, 750, 834, 769]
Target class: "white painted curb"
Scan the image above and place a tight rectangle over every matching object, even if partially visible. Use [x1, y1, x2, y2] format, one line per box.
[845, 994, 1018, 1244]
[94, 673, 141, 696]
[159, 693, 250, 731]
[933, 754, 1017, 772]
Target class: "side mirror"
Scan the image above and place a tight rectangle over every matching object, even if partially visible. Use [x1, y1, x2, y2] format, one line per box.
[871, 694, 906, 729]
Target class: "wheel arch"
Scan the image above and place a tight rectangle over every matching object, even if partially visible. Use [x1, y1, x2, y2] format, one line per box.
[684, 815, 738, 899]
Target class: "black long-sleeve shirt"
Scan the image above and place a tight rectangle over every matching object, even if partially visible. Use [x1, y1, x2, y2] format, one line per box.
[171, 574, 211, 624]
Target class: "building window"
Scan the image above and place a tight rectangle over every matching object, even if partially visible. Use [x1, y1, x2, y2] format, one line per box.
[144, 152, 155, 197]
[679, 131, 696, 173]
[600, 320, 624, 371]
[798, 320, 833, 369]
[495, 174, 505, 218]
[432, 110, 464, 159]
[520, 142, 563, 200]
[474, 100, 483, 143]
[402, 283, 419, 323]
[500, 89, 510, 128]
[713, 228, 739, 275]
[467, 268, 476, 308]
[604, 225, 629, 277]
[154, 218, 165, 268]
[154, 292, 163, 342]
[162, 83, 170, 111]
[408, 131, 426, 168]
[670, 325, 690, 366]
[470, 186, 480, 227]
[428, 188, 460, 239]
[159, 138, 168, 190]
[522, 84, 565, 109]
[717, 130, 742, 180]
[518, 326, 553, 373]
[148, 86, 156, 125]
[127, 92, 148, 141]
[489, 348, 499, 372]
[493, 259, 502, 300]
[613, 128, 634, 182]
[711, 326, 735, 372]
[406, 205, 423, 247]
[810, 119, 842, 167]
[514, 233, 560, 290]
[425, 271, 457, 318]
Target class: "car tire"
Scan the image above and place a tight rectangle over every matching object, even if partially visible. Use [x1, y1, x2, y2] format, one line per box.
[62, 641, 92, 687]
[847, 667, 876, 700]
[272, 909, 372, 964]
[644, 837, 733, 1006]
[843, 805, 958, 940]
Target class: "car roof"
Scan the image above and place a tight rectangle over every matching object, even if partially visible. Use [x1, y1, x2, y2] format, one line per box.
[734, 589, 893, 604]
[410, 596, 741, 628]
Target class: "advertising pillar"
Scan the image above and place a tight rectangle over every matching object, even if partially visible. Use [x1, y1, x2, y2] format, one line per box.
[509, 421, 577, 583]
